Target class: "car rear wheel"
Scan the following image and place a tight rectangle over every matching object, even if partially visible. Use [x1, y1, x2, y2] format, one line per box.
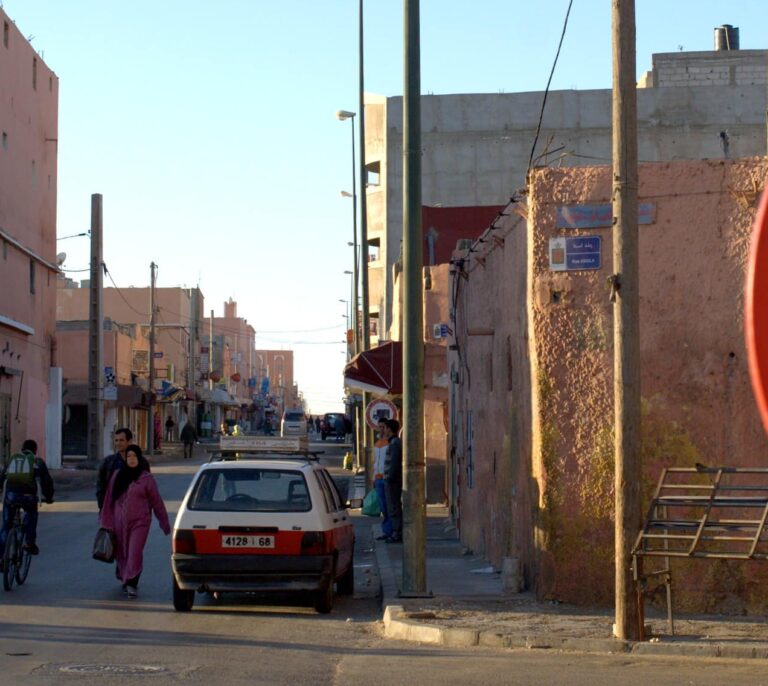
[314, 579, 334, 614]
[173, 577, 194, 612]
[337, 560, 354, 595]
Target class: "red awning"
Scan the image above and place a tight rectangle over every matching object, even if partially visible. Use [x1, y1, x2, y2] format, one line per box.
[343, 341, 402, 396]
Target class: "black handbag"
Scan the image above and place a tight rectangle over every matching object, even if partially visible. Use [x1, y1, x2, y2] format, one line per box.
[92, 527, 115, 563]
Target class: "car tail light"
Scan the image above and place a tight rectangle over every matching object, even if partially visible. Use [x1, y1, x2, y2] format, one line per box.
[173, 529, 197, 554]
[300, 531, 328, 555]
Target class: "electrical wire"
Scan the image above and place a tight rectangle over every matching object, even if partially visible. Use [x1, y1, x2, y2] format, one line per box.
[527, 0, 574, 173]
[103, 264, 147, 317]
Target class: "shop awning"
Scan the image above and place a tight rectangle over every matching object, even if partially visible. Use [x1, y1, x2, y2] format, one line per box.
[343, 340, 402, 396]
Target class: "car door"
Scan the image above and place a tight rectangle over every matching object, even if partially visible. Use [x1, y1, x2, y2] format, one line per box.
[314, 468, 354, 577]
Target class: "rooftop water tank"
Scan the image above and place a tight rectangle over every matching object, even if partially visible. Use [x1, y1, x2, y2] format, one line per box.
[714, 24, 739, 51]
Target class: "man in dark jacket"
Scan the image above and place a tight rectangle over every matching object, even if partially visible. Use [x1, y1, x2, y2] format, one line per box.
[96, 427, 132, 510]
[383, 419, 403, 543]
[180, 422, 197, 460]
[1, 439, 54, 555]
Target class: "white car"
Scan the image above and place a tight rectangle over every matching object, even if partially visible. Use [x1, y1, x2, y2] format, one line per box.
[280, 410, 307, 437]
[171, 447, 355, 613]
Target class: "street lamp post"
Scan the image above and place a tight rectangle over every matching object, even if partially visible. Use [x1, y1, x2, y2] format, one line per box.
[337, 111, 359, 357]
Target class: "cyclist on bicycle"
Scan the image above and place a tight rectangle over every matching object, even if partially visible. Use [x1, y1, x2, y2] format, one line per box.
[1, 440, 54, 556]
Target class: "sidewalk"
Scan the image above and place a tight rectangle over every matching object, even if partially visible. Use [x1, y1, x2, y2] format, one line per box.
[50, 442, 192, 494]
[373, 505, 768, 660]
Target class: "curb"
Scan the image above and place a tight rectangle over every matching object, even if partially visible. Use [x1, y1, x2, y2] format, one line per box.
[373, 526, 768, 661]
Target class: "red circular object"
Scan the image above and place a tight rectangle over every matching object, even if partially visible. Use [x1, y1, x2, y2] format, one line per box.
[210, 372, 221, 383]
[745, 181, 768, 434]
[231, 373, 241, 383]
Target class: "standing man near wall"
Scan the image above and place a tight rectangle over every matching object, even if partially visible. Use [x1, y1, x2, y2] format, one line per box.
[384, 419, 403, 543]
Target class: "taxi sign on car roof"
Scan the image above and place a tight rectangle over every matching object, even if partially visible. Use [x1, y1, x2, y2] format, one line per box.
[218, 435, 309, 453]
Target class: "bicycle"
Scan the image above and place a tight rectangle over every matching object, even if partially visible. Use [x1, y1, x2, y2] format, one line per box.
[2, 502, 33, 591]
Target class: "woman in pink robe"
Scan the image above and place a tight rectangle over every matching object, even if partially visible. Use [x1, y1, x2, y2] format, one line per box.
[100, 444, 170, 598]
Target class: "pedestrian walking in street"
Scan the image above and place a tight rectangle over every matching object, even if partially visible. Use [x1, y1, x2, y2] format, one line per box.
[99, 444, 170, 598]
[314, 416, 321, 434]
[165, 416, 175, 442]
[383, 419, 403, 543]
[373, 421, 392, 541]
[180, 422, 197, 460]
[96, 428, 132, 511]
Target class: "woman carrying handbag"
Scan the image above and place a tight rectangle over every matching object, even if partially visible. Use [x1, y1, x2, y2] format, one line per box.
[99, 444, 170, 598]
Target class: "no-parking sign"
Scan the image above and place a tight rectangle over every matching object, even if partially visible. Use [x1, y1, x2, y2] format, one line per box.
[365, 398, 398, 429]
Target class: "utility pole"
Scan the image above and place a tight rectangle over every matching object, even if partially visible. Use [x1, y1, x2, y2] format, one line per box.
[146, 262, 157, 455]
[612, 0, 641, 641]
[358, 0, 374, 483]
[401, 0, 426, 595]
[209, 309, 214, 391]
[86, 194, 104, 468]
[189, 288, 198, 424]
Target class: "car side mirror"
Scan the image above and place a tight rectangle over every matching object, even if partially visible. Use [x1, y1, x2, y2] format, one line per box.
[346, 498, 363, 509]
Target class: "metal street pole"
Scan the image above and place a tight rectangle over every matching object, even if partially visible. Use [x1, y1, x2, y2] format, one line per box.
[86, 194, 104, 468]
[147, 262, 157, 455]
[612, 0, 641, 641]
[358, 0, 374, 484]
[402, 0, 426, 595]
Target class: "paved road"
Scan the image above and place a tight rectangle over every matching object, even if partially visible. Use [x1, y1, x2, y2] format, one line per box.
[0, 446, 766, 684]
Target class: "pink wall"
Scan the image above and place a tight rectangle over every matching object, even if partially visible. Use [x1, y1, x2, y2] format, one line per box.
[0, 10, 58, 455]
[451, 157, 768, 611]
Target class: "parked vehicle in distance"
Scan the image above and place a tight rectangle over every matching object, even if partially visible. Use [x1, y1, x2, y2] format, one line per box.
[321, 412, 347, 441]
[281, 409, 307, 437]
[171, 436, 355, 614]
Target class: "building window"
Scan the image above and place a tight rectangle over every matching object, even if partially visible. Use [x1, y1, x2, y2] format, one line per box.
[3, 22, 8, 48]
[365, 161, 381, 187]
[2, 132, 7, 150]
[32, 57, 37, 90]
[49, 76, 53, 92]
[368, 237, 380, 262]
[29, 259, 35, 294]
[31, 160, 37, 188]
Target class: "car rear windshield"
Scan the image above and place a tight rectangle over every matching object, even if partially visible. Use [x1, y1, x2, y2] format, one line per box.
[284, 412, 304, 422]
[187, 468, 311, 512]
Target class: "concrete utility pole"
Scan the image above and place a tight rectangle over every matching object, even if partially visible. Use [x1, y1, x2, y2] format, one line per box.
[358, 0, 374, 483]
[146, 262, 157, 455]
[86, 194, 104, 468]
[612, 0, 642, 641]
[401, 0, 426, 595]
[190, 288, 198, 420]
[209, 309, 214, 391]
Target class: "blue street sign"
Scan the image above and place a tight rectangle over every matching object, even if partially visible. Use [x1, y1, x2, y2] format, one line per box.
[549, 236, 602, 271]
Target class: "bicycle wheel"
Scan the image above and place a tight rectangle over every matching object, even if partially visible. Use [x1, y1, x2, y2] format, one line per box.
[3, 530, 18, 591]
[16, 532, 31, 585]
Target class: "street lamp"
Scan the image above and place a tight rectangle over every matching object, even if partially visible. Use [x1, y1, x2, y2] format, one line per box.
[339, 298, 350, 330]
[337, 110, 359, 358]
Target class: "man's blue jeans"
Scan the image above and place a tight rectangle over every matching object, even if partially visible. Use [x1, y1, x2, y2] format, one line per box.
[1, 492, 38, 547]
[374, 478, 392, 538]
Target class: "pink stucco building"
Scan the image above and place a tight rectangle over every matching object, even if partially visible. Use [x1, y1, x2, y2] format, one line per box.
[0, 11, 59, 462]
[450, 157, 768, 612]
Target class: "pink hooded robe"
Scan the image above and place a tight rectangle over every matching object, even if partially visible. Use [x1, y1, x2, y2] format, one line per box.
[100, 470, 171, 584]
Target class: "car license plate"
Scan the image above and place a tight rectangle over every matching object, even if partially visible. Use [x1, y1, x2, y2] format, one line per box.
[221, 535, 275, 549]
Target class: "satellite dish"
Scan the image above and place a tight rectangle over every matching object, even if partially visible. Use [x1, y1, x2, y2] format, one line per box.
[56, 252, 67, 266]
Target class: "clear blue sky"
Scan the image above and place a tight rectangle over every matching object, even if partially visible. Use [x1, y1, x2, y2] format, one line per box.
[5, 1, 764, 413]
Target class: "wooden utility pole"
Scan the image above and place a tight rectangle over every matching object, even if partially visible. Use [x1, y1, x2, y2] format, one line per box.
[146, 262, 157, 455]
[86, 194, 104, 468]
[612, 0, 641, 641]
[402, 0, 427, 595]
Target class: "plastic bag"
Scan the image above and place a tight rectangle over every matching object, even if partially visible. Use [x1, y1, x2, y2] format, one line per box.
[92, 527, 115, 563]
[361, 489, 381, 517]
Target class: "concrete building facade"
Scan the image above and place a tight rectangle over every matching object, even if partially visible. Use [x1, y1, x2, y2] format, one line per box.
[365, 46, 767, 340]
[0, 10, 59, 462]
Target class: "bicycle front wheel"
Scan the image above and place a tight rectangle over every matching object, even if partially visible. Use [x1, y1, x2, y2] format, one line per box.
[16, 533, 31, 585]
[3, 532, 18, 591]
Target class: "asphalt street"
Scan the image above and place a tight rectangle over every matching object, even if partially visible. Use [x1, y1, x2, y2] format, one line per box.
[0, 445, 765, 685]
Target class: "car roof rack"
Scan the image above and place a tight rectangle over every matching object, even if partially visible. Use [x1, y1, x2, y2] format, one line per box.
[208, 450, 324, 464]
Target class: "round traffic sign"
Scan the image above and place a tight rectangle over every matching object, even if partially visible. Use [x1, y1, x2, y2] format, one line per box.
[365, 398, 398, 429]
[746, 182, 768, 434]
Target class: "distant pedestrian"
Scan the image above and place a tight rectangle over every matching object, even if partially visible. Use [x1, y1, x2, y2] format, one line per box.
[180, 422, 197, 460]
[165, 416, 175, 442]
[314, 416, 321, 434]
[383, 419, 403, 543]
[99, 444, 170, 598]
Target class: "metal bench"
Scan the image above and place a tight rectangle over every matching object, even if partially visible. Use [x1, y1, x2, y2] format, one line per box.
[631, 465, 768, 640]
